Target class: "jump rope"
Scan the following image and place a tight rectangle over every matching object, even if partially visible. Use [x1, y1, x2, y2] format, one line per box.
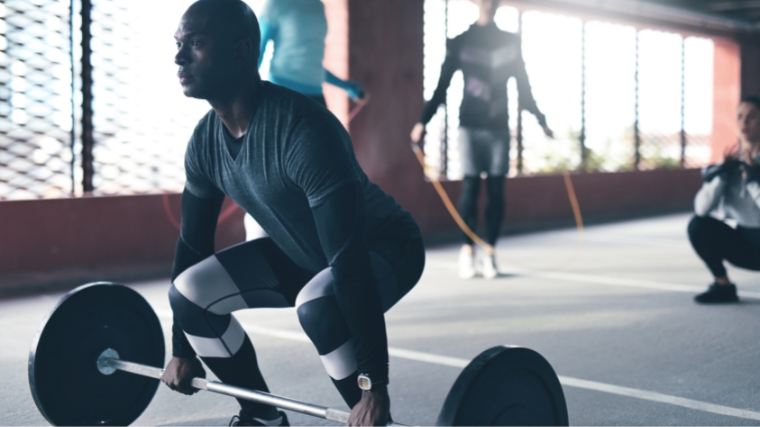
[411, 143, 584, 271]
[163, 101, 585, 271]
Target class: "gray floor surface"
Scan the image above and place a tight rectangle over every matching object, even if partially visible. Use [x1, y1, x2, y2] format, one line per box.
[3, 213, 760, 426]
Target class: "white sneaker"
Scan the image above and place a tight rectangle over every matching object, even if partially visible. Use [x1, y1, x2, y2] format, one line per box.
[458, 247, 476, 279]
[482, 253, 498, 279]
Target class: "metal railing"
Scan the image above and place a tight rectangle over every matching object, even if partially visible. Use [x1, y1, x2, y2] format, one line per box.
[0, 0, 209, 201]
[0, 0, 76, 200]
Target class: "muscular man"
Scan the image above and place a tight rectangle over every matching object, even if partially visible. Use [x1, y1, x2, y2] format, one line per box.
[160, 1, 425, 425]
[410, 0, 551, 280]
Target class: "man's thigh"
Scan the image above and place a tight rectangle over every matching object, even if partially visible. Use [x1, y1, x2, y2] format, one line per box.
[295, 236, 425, 312]
[176, 238, 317, 311]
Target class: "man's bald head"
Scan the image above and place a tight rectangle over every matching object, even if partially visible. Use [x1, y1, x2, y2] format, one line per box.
[174, 0, 261, 100]
[182, 0, 261, 65]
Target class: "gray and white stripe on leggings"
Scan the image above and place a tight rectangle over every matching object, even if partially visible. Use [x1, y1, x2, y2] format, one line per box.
[169, 247, 398, 380]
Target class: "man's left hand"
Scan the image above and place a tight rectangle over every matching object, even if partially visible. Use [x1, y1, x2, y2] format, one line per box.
[347, 389, 390, 426]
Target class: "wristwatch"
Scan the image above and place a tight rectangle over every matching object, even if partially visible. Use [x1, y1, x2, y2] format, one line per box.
[357, 373, 373, 391]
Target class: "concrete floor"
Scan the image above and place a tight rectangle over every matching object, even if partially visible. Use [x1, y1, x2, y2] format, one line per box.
[4, 212, 760, 426]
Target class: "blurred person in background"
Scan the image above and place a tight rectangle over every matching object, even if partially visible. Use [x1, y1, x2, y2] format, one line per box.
[689, 96, 760, 303]
[410, 0, 552, 280]
[257, 0, 366, 106]
[246, 0, 368, 241]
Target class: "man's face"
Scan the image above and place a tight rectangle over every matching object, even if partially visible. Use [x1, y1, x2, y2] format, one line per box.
[174, 13, 236, 100]
[738, 102, 760, 143]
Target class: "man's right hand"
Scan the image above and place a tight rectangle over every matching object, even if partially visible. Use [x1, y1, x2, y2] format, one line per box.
[161, 356, 206, 395]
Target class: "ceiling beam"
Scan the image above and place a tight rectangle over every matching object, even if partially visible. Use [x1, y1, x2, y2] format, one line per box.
[500, 0, 760, 34]
[709, 1, 760, 12]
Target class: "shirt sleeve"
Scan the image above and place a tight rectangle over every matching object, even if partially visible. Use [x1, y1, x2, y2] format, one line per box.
[512, 36, 547, 127]
[419, 38, 459, 125]
[324, 70, 364, 100]
[171, 188, 225, 359]
[311, 183, 389, 384]
[694, 176, 726, 217]
[184, 132, 223, 199]
[283, 112, 359, 207]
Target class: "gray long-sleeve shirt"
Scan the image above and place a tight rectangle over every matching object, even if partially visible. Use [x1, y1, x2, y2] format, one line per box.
[695, 167, 760, 228]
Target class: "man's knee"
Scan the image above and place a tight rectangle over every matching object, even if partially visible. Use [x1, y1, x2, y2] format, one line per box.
[297, 296, 351, 355]
[168, 284, 198, 327]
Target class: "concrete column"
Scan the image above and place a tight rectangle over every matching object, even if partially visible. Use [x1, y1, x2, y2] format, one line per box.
[322, 0, 350, 126]
[739, 34, 760, 98]
[324, 0, 432, 225]
[711, 38, 740, 163]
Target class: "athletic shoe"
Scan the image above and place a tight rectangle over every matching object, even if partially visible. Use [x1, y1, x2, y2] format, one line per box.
[694, 283, 739, 303]
[459, 246, 476, 279]
[229, 411, 289, 426]
[482, 253, 498, 279]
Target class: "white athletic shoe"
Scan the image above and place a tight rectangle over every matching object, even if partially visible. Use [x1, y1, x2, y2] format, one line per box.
[482, 253, 498, 279]
[458, 246, 476, 279]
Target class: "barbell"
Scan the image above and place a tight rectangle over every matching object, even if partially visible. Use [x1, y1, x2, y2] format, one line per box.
[28, 282, 569, 426]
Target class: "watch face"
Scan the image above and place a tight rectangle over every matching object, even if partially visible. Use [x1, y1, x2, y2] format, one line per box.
[358, 374, 371, 390]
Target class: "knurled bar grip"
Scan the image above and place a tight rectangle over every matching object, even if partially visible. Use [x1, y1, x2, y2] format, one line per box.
[100, 358, 404, 426]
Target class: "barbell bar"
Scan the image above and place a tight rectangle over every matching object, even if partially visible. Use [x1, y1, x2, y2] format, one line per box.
[29, 282, 569, 426]
[96, 349, 393, 425]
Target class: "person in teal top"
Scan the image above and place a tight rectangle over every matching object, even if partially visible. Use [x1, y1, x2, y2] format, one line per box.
[246, 0, 368, 241]
[258, 0, 366, 106]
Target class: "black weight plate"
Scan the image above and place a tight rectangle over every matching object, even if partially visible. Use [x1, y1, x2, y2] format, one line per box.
[29, 282, 165, 426]
[436, 346, 568, 426]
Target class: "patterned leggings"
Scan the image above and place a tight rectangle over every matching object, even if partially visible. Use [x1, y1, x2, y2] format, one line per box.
[168, 236, 424, 414]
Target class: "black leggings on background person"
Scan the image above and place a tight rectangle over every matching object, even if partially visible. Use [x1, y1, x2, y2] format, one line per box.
[459, 175, 506, 246]
[687, 215, 760, 278]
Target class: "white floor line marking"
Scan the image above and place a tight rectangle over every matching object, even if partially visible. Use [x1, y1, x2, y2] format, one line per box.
[557, 376, 760, 421]
[241, 325, 760, 422]
[425, 260, 760, 299]
[152, 312, 760, 423]
[581, 235, 689, 248]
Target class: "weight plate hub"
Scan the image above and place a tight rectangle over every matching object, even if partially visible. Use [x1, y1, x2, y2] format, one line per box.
[437, 346, 568, 426]
[29, 282, 165, 426]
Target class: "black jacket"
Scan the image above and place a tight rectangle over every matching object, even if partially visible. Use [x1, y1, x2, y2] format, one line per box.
[421, 22, 546, 130]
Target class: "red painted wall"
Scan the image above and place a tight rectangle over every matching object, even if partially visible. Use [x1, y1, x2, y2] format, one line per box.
[0, 169, 701, 293]
[0, 194, 244, 293]
[413, 169, 702, 236]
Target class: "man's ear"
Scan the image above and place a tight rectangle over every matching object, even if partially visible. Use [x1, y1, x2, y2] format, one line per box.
[233, 37, 255, 62]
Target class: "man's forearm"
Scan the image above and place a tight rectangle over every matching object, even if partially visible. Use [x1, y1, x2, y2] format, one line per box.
[331, 261, 390, 384]
[169, 188, 224, 359]
[312, 183, 390, 384]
